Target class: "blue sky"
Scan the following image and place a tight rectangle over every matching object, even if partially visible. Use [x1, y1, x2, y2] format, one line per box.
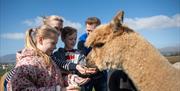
[0, 0, 180, 56]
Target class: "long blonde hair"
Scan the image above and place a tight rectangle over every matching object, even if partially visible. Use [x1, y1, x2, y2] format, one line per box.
[25, 25, 58, 67]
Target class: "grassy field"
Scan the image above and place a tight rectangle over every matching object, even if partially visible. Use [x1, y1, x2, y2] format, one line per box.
[166, 55, 180, 64]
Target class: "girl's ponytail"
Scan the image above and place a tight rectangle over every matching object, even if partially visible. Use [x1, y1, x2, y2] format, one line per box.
[25, 28, 36, 49]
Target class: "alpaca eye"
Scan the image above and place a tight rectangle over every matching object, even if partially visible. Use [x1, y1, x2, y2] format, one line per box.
[94, 43, 104, 48]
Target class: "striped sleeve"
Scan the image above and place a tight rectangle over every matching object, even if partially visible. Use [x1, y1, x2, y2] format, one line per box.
[4, 68, 15, 90]
[5, 69, 16, 82]
[52, 49, 77, 71]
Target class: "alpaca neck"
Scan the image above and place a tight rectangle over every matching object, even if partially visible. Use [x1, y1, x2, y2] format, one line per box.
[121, 33, 180, 90]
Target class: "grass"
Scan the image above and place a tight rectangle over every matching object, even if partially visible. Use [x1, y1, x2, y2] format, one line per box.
[166, 55, 180, 64]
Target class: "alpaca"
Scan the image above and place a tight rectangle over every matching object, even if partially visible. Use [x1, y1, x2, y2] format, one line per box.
[85, 11, 180, 91]
[173, 62, 180, 69]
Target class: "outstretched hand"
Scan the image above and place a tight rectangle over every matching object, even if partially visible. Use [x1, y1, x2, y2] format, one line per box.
[57, 85, 80, 91]
[76, 65, 96, 75]
[64, 85, 80, 91]
[68, 74, 90, 86]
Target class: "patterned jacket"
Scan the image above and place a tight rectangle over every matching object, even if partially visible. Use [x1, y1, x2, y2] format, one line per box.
[11, 48, 64, 91]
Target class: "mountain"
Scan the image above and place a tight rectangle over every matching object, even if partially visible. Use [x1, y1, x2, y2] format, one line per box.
[0, 54, 16, 64]
[0, 45, 179, 63]
[159, 45, 180, 56]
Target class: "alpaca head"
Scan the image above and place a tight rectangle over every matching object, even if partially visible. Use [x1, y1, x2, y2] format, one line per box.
[85, 11, 134, 70]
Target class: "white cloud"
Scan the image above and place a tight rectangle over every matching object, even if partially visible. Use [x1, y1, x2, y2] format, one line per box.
[63, 18, 83, 33]
[3, 16, 83, 41]
[124, 14, 180, 31]
[23, 16, 43, 27]
[0, 33, 25, 40]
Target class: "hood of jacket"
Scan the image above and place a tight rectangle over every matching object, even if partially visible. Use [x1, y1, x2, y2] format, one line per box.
[16, 48, 38, 63]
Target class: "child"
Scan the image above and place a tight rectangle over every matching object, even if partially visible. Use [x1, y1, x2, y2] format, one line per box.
[1, 15, 64, 91]
[11, 25, 80, 91]
[78, 17, 107, 91]
[53, 26, 94, 88]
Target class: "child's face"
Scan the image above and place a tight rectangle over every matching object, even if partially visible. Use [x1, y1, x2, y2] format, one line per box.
[40, 35, 58, 55]
[86, 23, 96, 35]
[49, 20, 63, 35]
[64, 32, 77, 50]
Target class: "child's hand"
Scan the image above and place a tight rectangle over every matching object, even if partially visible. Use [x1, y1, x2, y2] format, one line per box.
[76, 65, 86, 74]
[66, 85, 80, 91]
[56, 85, 80, 91]
[68, 74, 90, 86]
[74, 76, 90, 85]
[76, 65, 97, 75]
[61, 85, 80, 91]
[85, 68, 97, 74]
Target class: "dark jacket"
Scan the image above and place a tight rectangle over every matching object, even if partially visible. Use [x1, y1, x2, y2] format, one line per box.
[78, 33, 92, 56]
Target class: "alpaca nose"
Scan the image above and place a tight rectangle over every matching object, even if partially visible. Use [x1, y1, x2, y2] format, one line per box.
[85, 57, 92, 67]
[85, 57, 89, 63]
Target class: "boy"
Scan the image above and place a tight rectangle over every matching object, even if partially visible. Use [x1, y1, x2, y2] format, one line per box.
[78, 17, 107, 91]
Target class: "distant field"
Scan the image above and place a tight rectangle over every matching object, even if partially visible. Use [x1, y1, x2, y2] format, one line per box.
[166, 55, 180, 64]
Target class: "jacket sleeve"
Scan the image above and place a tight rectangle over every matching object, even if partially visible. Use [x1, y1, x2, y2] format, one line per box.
[77, 40, 92, 56]
[77, 40, 85, 51]
[52, 49, 77, 71]
[11, 64, 59, 91]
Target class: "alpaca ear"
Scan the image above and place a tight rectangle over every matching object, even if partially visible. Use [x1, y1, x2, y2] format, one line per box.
[110, 11, 124, 32]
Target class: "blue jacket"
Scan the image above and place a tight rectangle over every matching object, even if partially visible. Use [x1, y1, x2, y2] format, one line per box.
[77, 33, 92, 56]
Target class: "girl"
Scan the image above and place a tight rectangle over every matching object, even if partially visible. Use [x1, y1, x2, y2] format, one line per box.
[11, 25, 80, 91]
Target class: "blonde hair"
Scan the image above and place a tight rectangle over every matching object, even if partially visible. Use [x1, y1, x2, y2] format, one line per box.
[42, 15, 63, 25]
[25, 25, 58, 67]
